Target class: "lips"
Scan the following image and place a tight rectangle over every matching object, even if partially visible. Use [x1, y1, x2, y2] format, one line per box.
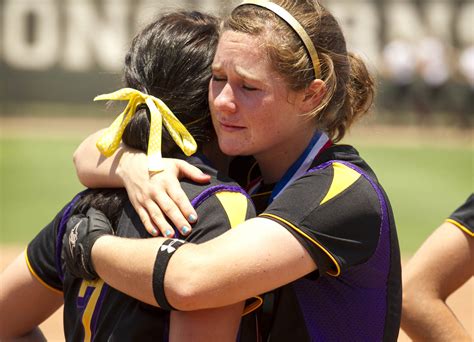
[217, 120, 245, 132]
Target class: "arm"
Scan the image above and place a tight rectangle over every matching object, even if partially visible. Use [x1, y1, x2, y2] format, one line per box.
[73, 130, 210, 235]
[73, 129, 125, 188]
[0, 252, 63, 340]
[170, 302, 244, 341]
[91, 217, 316, 310]
[401, 222, 473, 341]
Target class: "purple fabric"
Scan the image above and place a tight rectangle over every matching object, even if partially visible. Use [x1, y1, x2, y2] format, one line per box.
[294, 160, 391, 341]
[191, 185, 250, 208]
[76, 285, 95, 309]
[55, 192, 85, 282]
[91, 284, 109, 341]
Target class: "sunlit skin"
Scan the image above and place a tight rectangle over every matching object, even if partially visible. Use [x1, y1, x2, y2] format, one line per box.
[209, 30, 318, 183]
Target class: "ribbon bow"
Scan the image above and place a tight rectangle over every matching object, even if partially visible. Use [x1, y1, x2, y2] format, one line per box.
[95, 88, 197, 172]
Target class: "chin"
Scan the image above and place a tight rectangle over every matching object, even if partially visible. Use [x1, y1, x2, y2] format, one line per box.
[217, 139, 246, 157]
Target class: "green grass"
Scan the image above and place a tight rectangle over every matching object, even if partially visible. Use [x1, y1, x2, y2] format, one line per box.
[357, 145, 473, 253]
[0, 138, 84, 243]
[1, 136, 472, 254]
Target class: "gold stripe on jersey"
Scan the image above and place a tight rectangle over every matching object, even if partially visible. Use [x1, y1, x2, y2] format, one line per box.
[320, 162, 361, 205]
[215, 192, 248, 228]
[24, 249, 62, 295]
[215, 191, 264, 315]
[242, 295, 263, 316]
[259, 213, 341, 276]
[79, 279, 106, 341]
[446, 219, 474, 237]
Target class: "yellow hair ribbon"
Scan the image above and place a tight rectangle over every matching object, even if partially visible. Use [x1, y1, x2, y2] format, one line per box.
[238, 0, 321, 79]
[95, 88, 197, 172]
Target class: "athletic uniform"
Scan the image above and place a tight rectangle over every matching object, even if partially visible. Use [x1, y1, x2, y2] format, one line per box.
[446, 194, 473, 236]
[26, 155, 256, 341]
[239, 132, 402, 342]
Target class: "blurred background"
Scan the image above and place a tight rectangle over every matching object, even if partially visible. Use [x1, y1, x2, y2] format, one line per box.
[0, 0, 472, 254]
[0, 0, 472, 339]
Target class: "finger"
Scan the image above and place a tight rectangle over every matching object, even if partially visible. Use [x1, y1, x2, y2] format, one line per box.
[166, 180, 198, 228]
[152, 191, 191, 237]
[175, 160, 211, 184]
[136, 206, 159, 237]
[144, 199, 177, 238]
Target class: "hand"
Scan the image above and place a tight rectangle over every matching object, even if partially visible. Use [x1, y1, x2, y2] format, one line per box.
[117, 152, 211, 237]
[62, 207, 114, 280]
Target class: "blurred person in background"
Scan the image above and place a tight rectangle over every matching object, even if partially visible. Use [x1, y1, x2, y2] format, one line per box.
[381, 37, 417, 114]
[402, 194, 473, 341]
[415, 35, 452, 123]
[0, 10, 255, 341]
[457, 45, 474, 126]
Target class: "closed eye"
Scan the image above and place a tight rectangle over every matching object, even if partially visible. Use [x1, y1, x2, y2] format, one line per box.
[211, 74, 227, 82]
[243, 84, 258, 91]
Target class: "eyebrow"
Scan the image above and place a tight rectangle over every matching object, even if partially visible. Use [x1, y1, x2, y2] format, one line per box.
[212, 63, 263, 83]
[235, 66, 261, 83]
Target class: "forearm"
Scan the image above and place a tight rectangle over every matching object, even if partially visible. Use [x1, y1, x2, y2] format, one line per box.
[91, 218, 316, 311]
[91, 235, 161, 306]
[0, 252, 63, 339]
[73, 129, 127, 188]
[402, 296, 471, 341]
[0, 327, 47, 342]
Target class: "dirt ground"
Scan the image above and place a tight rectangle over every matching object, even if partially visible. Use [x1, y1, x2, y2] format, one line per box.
[1, 245, 472, 341]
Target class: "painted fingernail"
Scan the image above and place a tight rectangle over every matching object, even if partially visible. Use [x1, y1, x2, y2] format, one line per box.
[165, 229, 173, 237]
[182, 226, 190, 235]
[151, 228, 158, 236]
[188, 214, 197, 223]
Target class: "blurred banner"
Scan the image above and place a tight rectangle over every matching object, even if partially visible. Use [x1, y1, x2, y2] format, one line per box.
[0, 0, 473, 122]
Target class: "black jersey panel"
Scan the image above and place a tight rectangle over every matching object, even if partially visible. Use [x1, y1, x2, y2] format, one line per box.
[26, 204, 68, 292]
[447, 193, 474, 236]
[262, 164, 381, 276]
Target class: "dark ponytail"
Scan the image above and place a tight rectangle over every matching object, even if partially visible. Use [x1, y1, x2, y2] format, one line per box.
[74, 11, 220, 222]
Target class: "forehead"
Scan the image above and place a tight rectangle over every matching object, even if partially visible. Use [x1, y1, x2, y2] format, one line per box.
[213, 30, 272, 74]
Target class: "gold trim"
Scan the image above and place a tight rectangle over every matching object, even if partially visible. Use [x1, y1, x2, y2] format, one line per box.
[238, 0, 321, 79]
[24, 249, 63, 295]
[242, 295, 264, 316]
[260, 213, 340, 276]
[247, 160, 260, 185]
[251, 191, 272, 198]
[446, 219, 474, 237]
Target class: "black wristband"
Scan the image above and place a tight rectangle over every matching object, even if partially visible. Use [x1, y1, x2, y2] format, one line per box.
[152, 238, 186, 311]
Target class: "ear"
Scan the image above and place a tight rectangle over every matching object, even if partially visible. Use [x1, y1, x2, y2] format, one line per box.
[298, 79, 326, 113]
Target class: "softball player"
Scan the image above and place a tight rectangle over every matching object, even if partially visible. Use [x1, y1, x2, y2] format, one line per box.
[402, 194, 473, 341]
[0, 11, 258, 341]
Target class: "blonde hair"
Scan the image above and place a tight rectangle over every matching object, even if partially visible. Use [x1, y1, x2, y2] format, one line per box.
[225, 0, 375, 142]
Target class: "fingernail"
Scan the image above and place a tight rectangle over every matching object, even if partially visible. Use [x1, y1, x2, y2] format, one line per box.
[182, 226, 190, 235]
[165, 229, 173, 237]
[151, 228, 158, 236]
[188, 214, 197, 223]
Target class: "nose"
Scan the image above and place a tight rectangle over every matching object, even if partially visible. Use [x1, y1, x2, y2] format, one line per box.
[212, 82, 237, 114]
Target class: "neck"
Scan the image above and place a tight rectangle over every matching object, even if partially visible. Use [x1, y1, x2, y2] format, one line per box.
[202, 140, 231, 175]
[255, 127, 317, 184]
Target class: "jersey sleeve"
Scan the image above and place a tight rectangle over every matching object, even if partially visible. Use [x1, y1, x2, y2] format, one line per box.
[260, 162, 381, 276]
[186, 187, 256, 244]
[446, 194, 473, 236]
[26, 206, 68, 293]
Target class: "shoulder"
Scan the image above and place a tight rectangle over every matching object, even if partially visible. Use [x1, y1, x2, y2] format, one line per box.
[446, 194, 474, 236]
[262, 159, 385, 275]
[267, 160, 382, 226]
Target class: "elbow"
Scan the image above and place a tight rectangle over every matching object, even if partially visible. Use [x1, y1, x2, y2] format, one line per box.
[72, 146, 92, 188]
[164, 253, 211, 311]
